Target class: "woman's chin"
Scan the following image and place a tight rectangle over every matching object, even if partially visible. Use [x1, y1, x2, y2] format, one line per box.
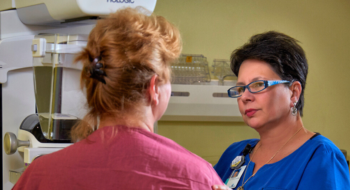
[244, 118, 263, 129]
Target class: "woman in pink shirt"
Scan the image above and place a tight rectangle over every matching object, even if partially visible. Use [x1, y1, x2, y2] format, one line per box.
[13, 8, 223, 190]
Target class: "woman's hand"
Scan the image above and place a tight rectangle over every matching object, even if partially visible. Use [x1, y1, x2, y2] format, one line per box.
[212, 185, 232, 190]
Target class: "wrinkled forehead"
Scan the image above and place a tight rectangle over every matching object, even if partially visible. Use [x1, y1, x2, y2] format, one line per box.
[237, 59, 281, 84]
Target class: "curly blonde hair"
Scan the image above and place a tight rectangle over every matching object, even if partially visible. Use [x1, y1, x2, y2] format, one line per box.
[71, 8, 182, 142]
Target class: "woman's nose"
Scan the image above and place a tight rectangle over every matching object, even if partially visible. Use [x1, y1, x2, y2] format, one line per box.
[240, 88, 254, 102]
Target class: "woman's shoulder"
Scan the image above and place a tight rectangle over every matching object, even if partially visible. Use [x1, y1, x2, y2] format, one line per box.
[308, 134, 342, 153]
[303, 134, 346, 160]
[133, 127, 224, 185]
[139, 129, 210, 161]
[297, 134, 350, 189]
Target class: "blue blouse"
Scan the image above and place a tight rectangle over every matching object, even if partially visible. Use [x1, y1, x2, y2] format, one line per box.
[214, 134, 350, 190]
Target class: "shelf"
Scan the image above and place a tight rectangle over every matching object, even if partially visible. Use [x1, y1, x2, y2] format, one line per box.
[161, 81, 243, 122]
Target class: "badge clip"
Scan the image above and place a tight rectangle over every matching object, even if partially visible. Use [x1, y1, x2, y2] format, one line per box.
[230, 155, 245, 170]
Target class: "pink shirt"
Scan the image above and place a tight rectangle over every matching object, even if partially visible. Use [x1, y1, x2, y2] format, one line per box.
[13, 126, 224, 190]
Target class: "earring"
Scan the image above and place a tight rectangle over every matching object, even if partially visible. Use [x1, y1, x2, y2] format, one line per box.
[291, 102, 298, 116]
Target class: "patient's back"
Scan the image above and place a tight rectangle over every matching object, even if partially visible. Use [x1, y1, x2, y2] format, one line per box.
[13, 126, 224, 190]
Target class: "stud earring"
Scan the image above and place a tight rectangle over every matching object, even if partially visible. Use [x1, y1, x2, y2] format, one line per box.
[291, 102, 298, 116]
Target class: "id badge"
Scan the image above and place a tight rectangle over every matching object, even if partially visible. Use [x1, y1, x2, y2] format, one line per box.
[225, 165, 246, 189]
[231, 156, 244, 169]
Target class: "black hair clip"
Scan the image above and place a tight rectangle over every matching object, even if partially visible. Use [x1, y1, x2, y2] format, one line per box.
[90, 58, 107, 84]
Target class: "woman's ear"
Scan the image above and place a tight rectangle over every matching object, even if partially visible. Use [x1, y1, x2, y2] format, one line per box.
[289, 81, 302, 107]
[148, 75, 160, 106]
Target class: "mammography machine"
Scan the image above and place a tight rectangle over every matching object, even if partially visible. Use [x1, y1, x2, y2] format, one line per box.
[0, 1, 156, 189]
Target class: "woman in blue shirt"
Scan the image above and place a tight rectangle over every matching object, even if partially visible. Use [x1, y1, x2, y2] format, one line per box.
[213, 31, 350, 190]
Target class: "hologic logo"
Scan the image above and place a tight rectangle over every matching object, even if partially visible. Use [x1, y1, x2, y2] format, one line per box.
[107, 0, 134, 3]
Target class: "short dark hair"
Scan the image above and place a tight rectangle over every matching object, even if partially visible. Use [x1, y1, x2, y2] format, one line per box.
[231, 31, 308, 116]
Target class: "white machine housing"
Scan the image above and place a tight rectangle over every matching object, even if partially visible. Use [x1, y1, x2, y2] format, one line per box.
[1, 0, 157, 25]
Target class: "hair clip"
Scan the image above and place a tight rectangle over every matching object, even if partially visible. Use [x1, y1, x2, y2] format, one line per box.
[90, 58, 107, 84]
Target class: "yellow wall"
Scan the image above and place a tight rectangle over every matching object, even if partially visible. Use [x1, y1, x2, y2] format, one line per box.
[154, 0, 350, 165]
[0, 0, 13, 11]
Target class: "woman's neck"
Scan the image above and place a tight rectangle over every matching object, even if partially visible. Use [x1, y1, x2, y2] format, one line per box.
[249, 115, 314, 174]
[98, 106, 156, 133]
[255, 114, 306, 152]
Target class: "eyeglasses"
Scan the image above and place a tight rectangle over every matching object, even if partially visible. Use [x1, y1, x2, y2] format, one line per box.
[227, 80, 290, 98]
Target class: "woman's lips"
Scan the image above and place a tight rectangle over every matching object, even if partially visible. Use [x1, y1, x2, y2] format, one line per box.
[245, 109, 258, 117]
